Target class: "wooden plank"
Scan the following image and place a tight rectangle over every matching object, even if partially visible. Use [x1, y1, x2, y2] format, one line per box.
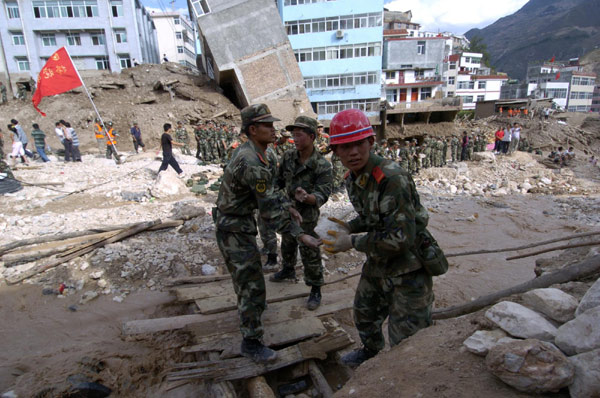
[165, 274, 231, 287]
[308, 360, 334, 398]
[174, 281, 232, 302]
[183, 317, 326, 359]
[247, 376, 275, 398]
[122, 288, 354, 336]
[167, 329, 353, 382]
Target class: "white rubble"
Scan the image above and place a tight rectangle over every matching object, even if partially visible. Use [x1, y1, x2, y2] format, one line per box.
[522, 288, 578, 323]
[575, 277, 600, 316]
[201, 264, 217, 276]
[568, 348, 600, 398]
[485, 339, 574, 393]
[471, 152, 496, 163]
[555, 306, 600, 355]
[150, 168, 188, 198]
[485, 301, 557, 341]
[463, 329, 507, 356]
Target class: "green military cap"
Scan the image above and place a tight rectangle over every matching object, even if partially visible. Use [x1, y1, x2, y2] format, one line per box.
[241, 103, 280, 128]
[285, 115, 318, 135]
[317, 121, 324, 128]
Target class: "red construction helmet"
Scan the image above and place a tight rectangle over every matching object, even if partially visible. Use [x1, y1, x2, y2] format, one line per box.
[329, 109, 375, 145]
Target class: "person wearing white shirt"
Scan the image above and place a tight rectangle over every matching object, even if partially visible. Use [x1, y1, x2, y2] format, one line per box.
[510, 123, 521, 153]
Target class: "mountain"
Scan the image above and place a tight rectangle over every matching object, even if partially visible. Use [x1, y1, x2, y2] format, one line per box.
[465, 0, 600, 80]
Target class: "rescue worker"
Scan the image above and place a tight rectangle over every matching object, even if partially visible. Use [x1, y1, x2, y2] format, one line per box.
[94, 118, 105, 156]
[213, 104, 321, 363]
[175, 121, 191, 156]
[0, 82, 7, 105]
[105, 122, 118, 160]
[323, 109, 434, 367]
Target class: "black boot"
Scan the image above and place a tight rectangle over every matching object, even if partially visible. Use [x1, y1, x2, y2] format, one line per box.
[263, 253, 278, 270]
[269, 267, 296, 282]
[241, 338, 277, 363]
[340, 347, 377, 368]
[307, 286, 321, 310]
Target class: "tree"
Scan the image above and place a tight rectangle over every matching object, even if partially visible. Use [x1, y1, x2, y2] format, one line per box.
[467, 35, 492, 68]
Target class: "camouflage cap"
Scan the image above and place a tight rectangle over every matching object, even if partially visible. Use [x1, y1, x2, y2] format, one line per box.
[285, 115, 318, 135]
[241, 103, 280, 128]
[317, 122, 324, 128]
[281, 130, 291, 138]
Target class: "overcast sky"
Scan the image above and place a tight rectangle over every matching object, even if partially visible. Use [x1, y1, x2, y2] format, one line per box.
[141, 0, 530, 35]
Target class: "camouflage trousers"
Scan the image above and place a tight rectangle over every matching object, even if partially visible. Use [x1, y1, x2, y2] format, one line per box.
[354, 268, 433, 353]
[281, 221, 324, 287]
[256, 211, 277, 256]
[181, 142, 192, 156]
[216, 229, 265, 339]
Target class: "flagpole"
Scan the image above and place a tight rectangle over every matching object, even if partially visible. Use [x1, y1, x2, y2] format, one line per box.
[63, 47, 120, 162]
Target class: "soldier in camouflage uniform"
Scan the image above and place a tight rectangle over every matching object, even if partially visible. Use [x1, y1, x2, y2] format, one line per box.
[421, 142, 431, 169]
[213, 103, 321, 363]
[274, 130, 294, 160]
[442, 137, 448, 166]
[467, 134, 475, 160]
[271, 116, 333, 310]
[0, 82, 7, 105]
[175, 121, 191, 156]
[398, 141, 410, 171]
[256, 144, 280, 269]
[450, 135, 458, 162]
[323, 109, 434, 368]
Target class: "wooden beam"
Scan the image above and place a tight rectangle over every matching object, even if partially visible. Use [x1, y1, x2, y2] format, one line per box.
[308, 360, 333, 398]
[247, 376, 276, 398]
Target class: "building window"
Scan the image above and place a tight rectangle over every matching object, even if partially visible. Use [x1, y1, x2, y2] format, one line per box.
[111, 0, 123, 17]
[177, 46, 184, 54]
[464, 56, 470, 63]
[449, 62, 456, 70]
[190, 0, 210, 17]
[415, 69, 425, 79]
[294, 42, 380, 63]
[478, 81, 486, 89]
[477, 95, 485, 102]
[41, 33, 57, 47]
[417, 41, 426, 55]
[66, 33, 81, 46]
[174, 18, 181, 24]
[16, 57, 30, 71]
[447, 76, 455, 85]
[458, 81, 475, 89]
[7, 2, 20, 18]
[95, 57, 109, 70]
[284, 0, 337, 5]
[447, 91, 454, 97]
[386, 89, 397, 103]
[11, 32, 25, 45]
[463, 96, 473, 103]
[316, 98, 379, 115]
[114, 29, 127, 43]
[119, 55, 131, 69]
[385, 71, 395, 80]
[91, 32, 105, 45]
[176, 32, 183, 39]
[33, 0, 99, 18]
[420, 87, 432, 100]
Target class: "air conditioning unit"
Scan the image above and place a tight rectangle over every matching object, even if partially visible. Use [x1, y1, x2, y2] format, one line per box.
[335, 30, 344, 39]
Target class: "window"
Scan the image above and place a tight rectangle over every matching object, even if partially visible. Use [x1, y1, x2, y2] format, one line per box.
[16, 57, 30, 71]
[477, 95, 485, 102]
[316, 98, 379, 115]
[294, 42, 380, 63]
[114, 29, 127, 43]
[385, 71, 396, 80]
[177, 46, 184, 54]
[447, 91, 454, 97]
[464, 56, 470, 63]
[572, 77, 581, 85]
[11, 32, 25, 45]
[66, 33, 81, 46]
[174, 18, 181, 24]
[449, 62, 456, 70]
[95, 57, 109, 70]
[547, 88, 567, 98]
[176, 32, 182, 39]
[457, 81, 474, 89]
[415, 69, 425, 79]
[417, 41, 425, 55]
[463, 96, 473, 103]
[284, 0, 337, 6]
[190, 0, 210, 17]
[285, 12, 381, 35]
[447, 76, 455, 85]
[478, 81, 486, 89]
[119, 55, 131, 69]
[7, 2, 20, 18]
[471, 58, 481, 64]
[420, 87, 432, 100]
[91, 32, 105, 45]
[386, 89, 397, 103]
[111, 0, 123, 17]
[41, 33, 57, 47]
[34, 1, 98, 18]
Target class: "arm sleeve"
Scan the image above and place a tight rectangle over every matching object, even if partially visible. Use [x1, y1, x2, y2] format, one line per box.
[312, 161, 333, 208]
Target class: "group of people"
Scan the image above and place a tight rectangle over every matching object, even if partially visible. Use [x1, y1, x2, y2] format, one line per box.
[0, 79, 36, 104]
[213, 104, 439, 370]
[494, 122, 523, 155]
[3, 119, 57, 166]
[548, 146, 575, 167]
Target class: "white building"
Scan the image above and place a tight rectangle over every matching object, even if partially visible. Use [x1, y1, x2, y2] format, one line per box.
[151, 11, 197, 70]
[456, 73, 508, 110]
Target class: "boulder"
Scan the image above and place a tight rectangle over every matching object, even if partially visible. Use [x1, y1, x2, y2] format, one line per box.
[576, 277, 600, 316]
[150, 169, 188, 198]
[485, 301, 557, 341]
[471, 152, 496, 162]
[522, 288, 578, 323]
[485, 339, 574, 393]
[555, 306, 600, 355]
[569, 348, 600, 398]
[463, 329, 507, 356]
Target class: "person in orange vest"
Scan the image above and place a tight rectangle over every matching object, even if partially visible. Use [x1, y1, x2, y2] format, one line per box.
[508, 108, 513, 117]
[499, 107, 503, 114]
[523, 108, 529, 118]
[105, 121, 118, 160]
[94, 118, 105, 156]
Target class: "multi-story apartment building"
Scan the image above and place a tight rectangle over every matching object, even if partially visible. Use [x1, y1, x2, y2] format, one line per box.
[563, 71, 595, 112]
[592, 81, 600, 114]
[151, 11, 197, 71]
[0, 0, 159, 94]
[277, 0, 384, 120]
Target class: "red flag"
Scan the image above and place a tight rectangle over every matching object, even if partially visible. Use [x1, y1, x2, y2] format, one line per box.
[555, 72, 561, 80]
[32, 47, 82, 116]
[549, 56, 555, 63]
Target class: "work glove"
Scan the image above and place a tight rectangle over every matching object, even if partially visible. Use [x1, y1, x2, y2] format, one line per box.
[327, 216, 350, 232]
[299, 234, 322, 249]
[323, 230, 352, 254]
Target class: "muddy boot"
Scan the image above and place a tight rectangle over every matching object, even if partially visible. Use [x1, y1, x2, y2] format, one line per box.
[340, 347, 377, 368]
[306, 286, 321, 310]
[241, 338, 277, 363]
[263, 253, 278, 270]
[269, 267, 295, 282]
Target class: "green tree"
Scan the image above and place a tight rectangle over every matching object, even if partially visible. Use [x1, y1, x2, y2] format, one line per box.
[467, 35, 492, 68]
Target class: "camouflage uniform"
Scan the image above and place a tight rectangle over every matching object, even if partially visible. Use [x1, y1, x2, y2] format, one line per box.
[256, 146, 279, 257]
[467, 136, 474, 160]
[274, 136, 294, 160]
[277, 143, 332, 287]
[214, 137, 303, 340]
[345, 153, 433, 353]
[331, 153, 346, 193]
[175, 125, 191, 155]
[0, 83, 7, 105]
[450, 136, 459, 162]
[398, 144, 409, 171]
[442, 139, 448, 166]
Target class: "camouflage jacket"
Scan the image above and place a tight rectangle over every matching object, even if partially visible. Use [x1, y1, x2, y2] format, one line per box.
[175, 127, 189, 142]
[346, 154, 429, 277]
[277, 146, 332, 224]
[215, 140, 303, 238]
[275, 140, 294, 158]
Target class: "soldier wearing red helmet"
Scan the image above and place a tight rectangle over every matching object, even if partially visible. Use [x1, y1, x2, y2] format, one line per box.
[323, 108, 438, 367]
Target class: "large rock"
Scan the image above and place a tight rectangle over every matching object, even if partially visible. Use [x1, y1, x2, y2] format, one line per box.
[485, 301, 558, 341]
[485, 339, 574, 393]
[463, 329, 507, 356]
[522, 288, 578, 323]
[471, 151, 496, 162]
[555, 306, 600, 355]
[569, 348, 600, 398]
[150, 169, 188, 198]
[576, 277, 600, 316]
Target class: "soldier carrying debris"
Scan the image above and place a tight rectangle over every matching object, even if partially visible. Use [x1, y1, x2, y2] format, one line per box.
[213, 104, 321, 364]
